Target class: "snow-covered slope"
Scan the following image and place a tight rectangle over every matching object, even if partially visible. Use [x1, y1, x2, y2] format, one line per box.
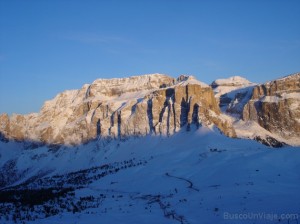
[211, 76, 256, 98]
[211, 76, 256, 118]
[0, 127, 299, 224]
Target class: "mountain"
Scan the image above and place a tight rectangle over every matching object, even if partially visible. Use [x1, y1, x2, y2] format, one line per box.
[243, 73, 300, 143]
[0, 72, 299, 224]
[0, 74, 235, 145]
[211, 76, 256, 115]
[211, 75, 255, 98]
[1, 73, 299, 147]
[211, 73, 300, 147]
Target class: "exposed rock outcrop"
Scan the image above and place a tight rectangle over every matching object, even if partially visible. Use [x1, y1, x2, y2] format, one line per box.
[0, 74, 236, 145]
[243, 73, 300, 140]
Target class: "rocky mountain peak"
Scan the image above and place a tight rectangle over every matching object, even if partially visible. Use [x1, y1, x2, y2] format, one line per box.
[175, 75, 209, 87]
[176, 74, 190, 82]
[243, 73, 300, 141]
[251, 72, 300, 98]
[1, 72, 299, 147]
[88, 73, 176, 97]
[0, 74, 235, 145]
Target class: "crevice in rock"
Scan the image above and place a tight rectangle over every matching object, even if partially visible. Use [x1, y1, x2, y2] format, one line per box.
[147, 99, 154, 134]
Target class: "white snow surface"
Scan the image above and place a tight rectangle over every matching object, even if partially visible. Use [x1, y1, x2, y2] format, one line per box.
[261, 92, 300, 103]
[212, 76, 253, 86]
[0, 127, 299, 224]
[211, 76, 256, 98]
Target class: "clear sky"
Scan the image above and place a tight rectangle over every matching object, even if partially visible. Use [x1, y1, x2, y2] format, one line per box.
[0, 0, 299, 115]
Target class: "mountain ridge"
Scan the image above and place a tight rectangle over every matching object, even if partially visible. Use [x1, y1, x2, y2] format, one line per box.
[0, 74, 235, 145]
[0, 72, 299, 146]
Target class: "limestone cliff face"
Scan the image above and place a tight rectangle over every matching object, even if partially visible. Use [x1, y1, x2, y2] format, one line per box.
[0, 74, 235, 145]
[0, 114, 9, 141]
[243, 73, 300, 139]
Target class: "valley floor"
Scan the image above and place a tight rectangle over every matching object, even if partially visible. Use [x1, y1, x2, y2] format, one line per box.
[0, 127, 299, 224]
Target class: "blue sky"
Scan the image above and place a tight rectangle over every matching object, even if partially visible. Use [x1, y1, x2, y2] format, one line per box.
[0, 0, 299, 115]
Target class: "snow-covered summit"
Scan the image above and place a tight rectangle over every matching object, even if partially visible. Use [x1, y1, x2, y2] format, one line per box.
[91, 73, 174, 92]
[175, 75, 209, 87]
[211, 76, 254, 87]
[211, 76, 256, 99]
